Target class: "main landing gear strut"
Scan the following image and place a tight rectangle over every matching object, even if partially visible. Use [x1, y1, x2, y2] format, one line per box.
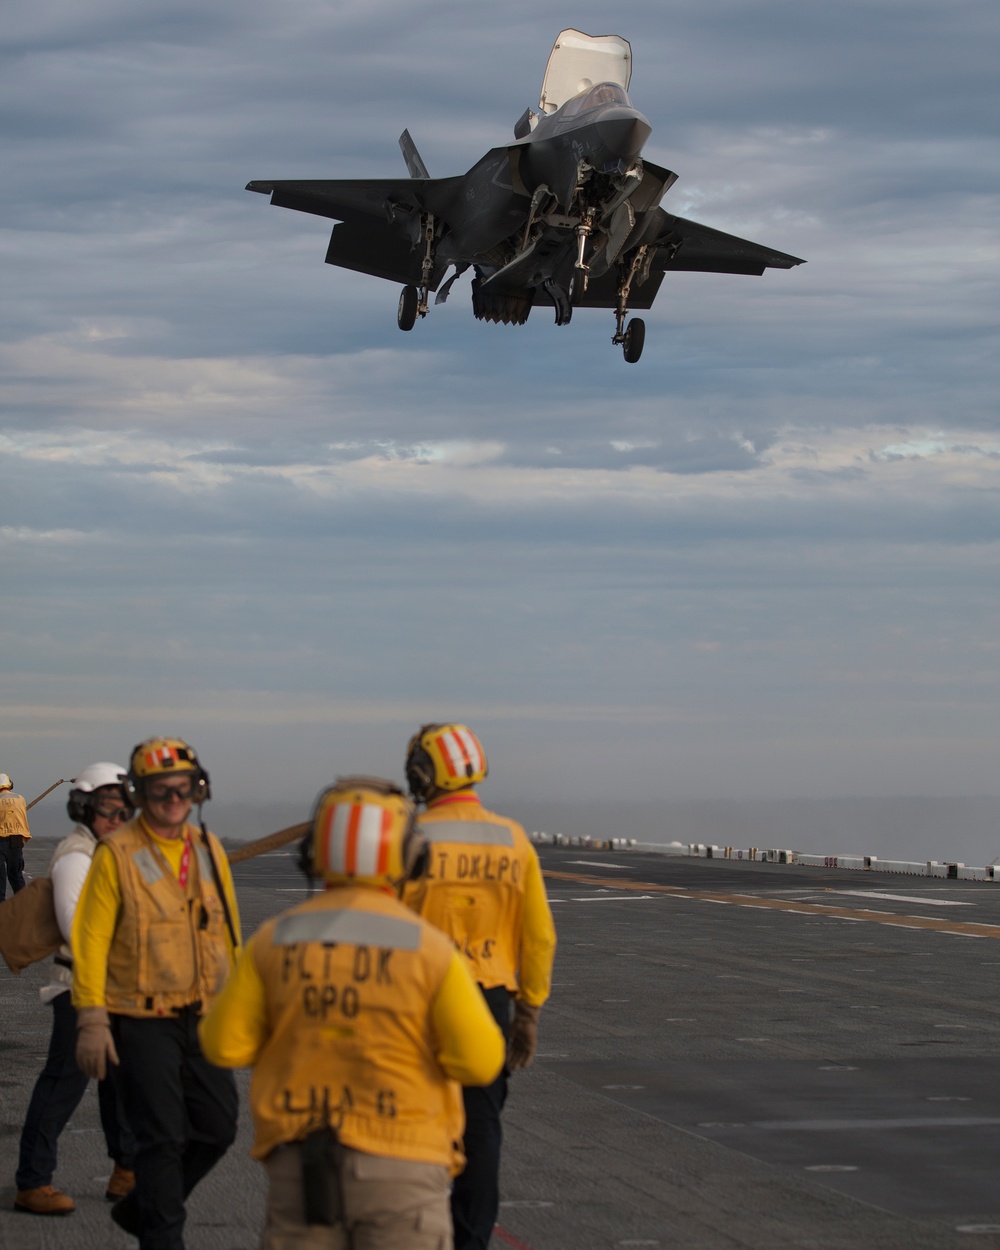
[397, 213, 438, 331]
[612, 245, 652, 364]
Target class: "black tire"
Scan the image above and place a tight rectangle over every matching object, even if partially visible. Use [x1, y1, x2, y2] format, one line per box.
[623, 317, 645, 363]
[398, 285, 418, 331]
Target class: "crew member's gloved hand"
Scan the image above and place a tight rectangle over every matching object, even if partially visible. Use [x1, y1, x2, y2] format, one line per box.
[76, 1006, 119, 1080]
[507, 1000, 540, 1071]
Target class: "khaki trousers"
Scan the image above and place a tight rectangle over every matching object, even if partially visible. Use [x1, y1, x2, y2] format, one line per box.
[262, 1142, 452, 1250]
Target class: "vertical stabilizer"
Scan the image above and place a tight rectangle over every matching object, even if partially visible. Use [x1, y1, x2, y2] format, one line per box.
[399, 130, 430, 180]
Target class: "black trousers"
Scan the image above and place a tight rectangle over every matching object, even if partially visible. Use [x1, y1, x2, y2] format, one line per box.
[16, 991, 135, 1190]
[111, 1012, 237, 1250]
[451, 985, 511, 1250]
[0, 835, 25, 898]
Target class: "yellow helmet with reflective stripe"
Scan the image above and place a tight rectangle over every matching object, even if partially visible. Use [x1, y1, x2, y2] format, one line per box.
[306, 776, 424, 892]
[125, 737, 210, 806]
[405, 723, 488, 800]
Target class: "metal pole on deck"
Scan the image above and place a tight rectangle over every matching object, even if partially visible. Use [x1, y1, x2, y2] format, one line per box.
[227, 821, 311, 864]
[26, 779, 67, 810]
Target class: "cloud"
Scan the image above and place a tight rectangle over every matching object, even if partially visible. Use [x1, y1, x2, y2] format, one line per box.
[2, 0, 999, 828]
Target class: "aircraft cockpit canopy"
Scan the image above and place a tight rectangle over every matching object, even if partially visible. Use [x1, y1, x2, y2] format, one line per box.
[539, 28, 632, 114]
[558, 82, 633, 118]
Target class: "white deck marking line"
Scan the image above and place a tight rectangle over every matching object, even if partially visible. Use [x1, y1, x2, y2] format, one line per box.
[542, 870, 1000, 939]
[826, 890, 972, 907]
[569, 895, 658, 902]
[566, 860, 631, 869]
[751, 1115, 1000, 1132]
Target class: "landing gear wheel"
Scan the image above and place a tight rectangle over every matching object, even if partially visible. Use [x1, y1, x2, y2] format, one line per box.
[397, 285, 418, 331]
[622, 317, 645, 364]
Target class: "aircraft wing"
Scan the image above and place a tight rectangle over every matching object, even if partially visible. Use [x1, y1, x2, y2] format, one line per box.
[646, 210, 805, 275]
[246, 177, 466, 225]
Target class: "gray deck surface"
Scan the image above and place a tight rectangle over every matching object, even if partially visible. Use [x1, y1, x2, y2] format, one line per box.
[3, 841, 1000, 1248]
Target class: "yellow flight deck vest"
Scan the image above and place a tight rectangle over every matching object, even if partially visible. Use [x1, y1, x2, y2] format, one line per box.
[0, 793, 31, 840]
[247, 889, 464, 1169]
[102, 819, 232, 1018]
[403, 794, 542, 994]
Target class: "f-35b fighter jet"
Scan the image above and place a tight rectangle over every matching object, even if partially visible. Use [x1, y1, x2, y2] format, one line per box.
[248, 30, 804, 363]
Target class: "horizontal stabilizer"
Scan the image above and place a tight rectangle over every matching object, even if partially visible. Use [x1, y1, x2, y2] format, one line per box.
[648, 210, 805, 275]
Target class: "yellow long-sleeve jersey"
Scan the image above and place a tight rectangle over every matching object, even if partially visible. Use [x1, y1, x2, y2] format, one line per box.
[199, 885, 504, 1168]
[402, 792, 556, 1006]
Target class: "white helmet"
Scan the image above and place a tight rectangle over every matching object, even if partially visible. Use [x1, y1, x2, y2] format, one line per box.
[68, 762, 130, 829]
[0, 773, 11, 791]
[71, 762, 126, 792]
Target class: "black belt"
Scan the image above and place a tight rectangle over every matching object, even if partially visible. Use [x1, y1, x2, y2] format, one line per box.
[170, 1000, 203, 1015]
[54, 955, 73, 970]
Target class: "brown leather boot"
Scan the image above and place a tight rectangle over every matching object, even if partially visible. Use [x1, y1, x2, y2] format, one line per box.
[104, 1164, 136, 1201]
[14, 1185, 76, 1215]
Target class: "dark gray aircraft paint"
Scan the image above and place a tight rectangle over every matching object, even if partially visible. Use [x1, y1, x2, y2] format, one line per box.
[247, 30, 804, 363]
[5, 840, 1000, 1249]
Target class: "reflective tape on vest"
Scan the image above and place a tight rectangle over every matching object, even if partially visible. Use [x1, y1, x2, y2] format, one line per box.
[420, 821, 515, 847]
[195, 844, 214, 882]
[272, 908, 422, 950]
[131, 847, 164, 886]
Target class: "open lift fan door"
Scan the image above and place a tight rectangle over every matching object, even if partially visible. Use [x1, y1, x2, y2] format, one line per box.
[538, 29, 632, 114]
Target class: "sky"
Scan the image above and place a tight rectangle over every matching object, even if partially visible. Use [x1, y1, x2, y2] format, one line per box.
[3, 1, 999, 858]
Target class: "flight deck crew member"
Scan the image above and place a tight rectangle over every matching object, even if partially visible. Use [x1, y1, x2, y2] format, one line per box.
[199, 776, 505, 1250]
[15, 762, 136, 1216]
[71, 737, 241, 1250]
[0, 772, 31, 897]
[401, 725, 557, 1250]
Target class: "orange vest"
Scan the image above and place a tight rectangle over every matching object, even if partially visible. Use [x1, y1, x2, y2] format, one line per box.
[0, 793, 30, 840]
[403, 796, 537, 992]
[247, 888, 464, 1169]
[103, 819, 231, 1018]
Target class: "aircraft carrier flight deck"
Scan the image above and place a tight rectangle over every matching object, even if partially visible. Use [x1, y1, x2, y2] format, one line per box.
[4, 841, 1000, 1249]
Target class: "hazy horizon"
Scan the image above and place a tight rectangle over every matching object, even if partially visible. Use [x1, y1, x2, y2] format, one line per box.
[22, 793, 1000, 870]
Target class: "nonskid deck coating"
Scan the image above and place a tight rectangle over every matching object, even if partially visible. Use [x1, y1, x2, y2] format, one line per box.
[2, 842, 1000, 1248]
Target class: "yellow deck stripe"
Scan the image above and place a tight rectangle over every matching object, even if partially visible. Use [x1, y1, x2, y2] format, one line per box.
[542, 870, 1000, 939]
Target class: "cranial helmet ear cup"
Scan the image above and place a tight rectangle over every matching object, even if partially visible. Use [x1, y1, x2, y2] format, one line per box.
[404, 831, 430, 882]
[67, 792, 92, 825]
[195, 770, 211, 804]
[405, 744, 435, 801]
[298, 830, 317, 880]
